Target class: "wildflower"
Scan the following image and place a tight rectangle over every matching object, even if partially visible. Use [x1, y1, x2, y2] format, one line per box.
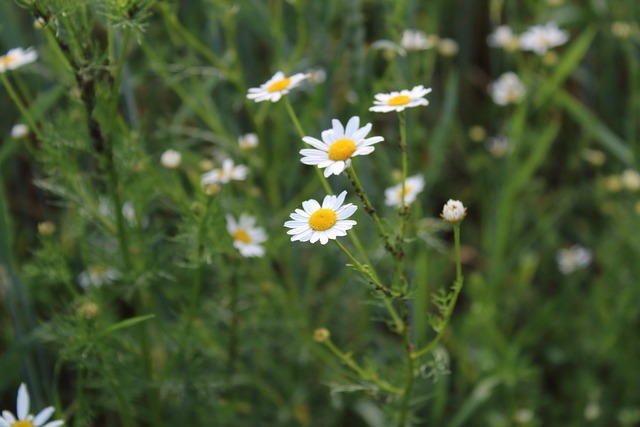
[284, 191, 357, 245]
[307, 68, 327, 85]
[485, 135, 510, 158]
[0, 383, 64, 427]
[557, 245, 592, 274]
[487, 25, 519, 51]
[400, 29, 434, 51]
[519, 22, 569, 55]
[246, 71, 308, 103]
[441, 199, 467, 223]
[437, 38, 459, 56]
[77, 264, 120, 289]
[0, 47, 38, 73]
[621, 169, 640, 191]
[226, 214, 267, 257]
[300, 116, 384, 177]
[160, 149, 182, 169]
[313, 328, 330, 343]
[37, 221, 56, 236]
[78, 302, 99, 319]
[11, 124, 29, 139]
[201, 158, 248, 186]
[489, 72, 525, 105]
[238, 133, 259, 150]
[385, 175, 425, 208]
[370, 85, 432, 113]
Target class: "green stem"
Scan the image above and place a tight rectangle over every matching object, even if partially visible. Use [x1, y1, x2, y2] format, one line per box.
[0, 73, 42, 143]
[395, 111, 409, 290]
[398, 300, 415, 427]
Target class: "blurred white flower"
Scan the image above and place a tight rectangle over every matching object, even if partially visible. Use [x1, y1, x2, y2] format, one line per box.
[437, 38, 459, 57]
[78, 264, 120, 289]
[385, 175, 425, 208]
[226, 213, 267, 257]
[161, 149, 182, 169]
[487, 25, 519, 50]
[489, 72, 525, 105]
[0, 47, 37, 73]
[621, 169, 640, 191]
[11, 124, 29, 139]
[0, 383, 64, 427]
[238, 133, 259, 150]
[201, 158, 248, 185]
[401, 29, 434, 51]
[441, 199, 467, 223]
[557, 245, 592, 274]
[485, 135, 510, 158]
[519, 22, 569, 55]
[246, 71, 308, 103]
[370, 85, 432, 113]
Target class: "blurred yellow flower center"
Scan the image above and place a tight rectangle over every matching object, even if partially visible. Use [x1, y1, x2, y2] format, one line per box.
[0, 54, 14, 66]
[328, 138, 356, 161]
[90, 264, 107, 275]
[14, 422, 35, 427]
[308, 208, 337, 231]
[397, 185, 411, 200]
[388, 95, 410, 106]
[267, 78, 291, 92]
[233, 229, 251, 244]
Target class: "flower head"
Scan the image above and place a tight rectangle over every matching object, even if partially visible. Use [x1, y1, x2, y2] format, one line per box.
[370, 85, 432, 113]
[161, 149, 182, 169]
[77, 264, 120, 289]
[400, 29, 434, 51]
[11, 124, 29, 139]
[487, 25, 519, 50]
[437, 38, 459, 57]
[284, 191, 357, 245]
[385, 175, 425, 208]
[201, 158, 248, 185]
[519, 22, 569, 55]
[226, 214, 267, 257]
[300, 116, 384, 177]
[0, 47, 37, 73]
[557, 245, 592, 274]
[489, 72, 525, 105]
[441, 199, 467, 223]
[238, 133, 259, 150]
[0, 383, 64, 427]
[246, 71, 308, 103]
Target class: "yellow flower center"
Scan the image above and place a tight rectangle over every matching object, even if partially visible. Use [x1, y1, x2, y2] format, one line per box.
[90, 264, 107, 275]
[233, 229, 251, 244]
[308, 208, 337, 231]
[14, 421, 35, 427]
[397, 185, 411, 200]
[267, 77, 291, 92]
[388, 95, 411, 106]
[1, 54, 15, 66]
[328, 138, 356, 161]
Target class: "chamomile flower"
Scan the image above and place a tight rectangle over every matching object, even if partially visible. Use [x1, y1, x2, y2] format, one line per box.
[11, 124, 29, 139]
[226, 214, 267, 257]
[161, 149, 182, 169]
[77, 264, 120, 289]
[238, 133, 259, 150]
[0, 383, 64, 427]
[384, 175, 425, 208]
[300, 116, 384, 177]
[201, 158, 248, 185]
[519, 22, 569, 55]
[246, 71, 308, 103]
[284, 191, 357, 245]
[370, 85, 432, 113]
[401, 29, 434, 51]
[0, 47, 37, 73]
[487, 25, 519, 51]
[489, 72, 525, 105]
[557, 245, 592, 274]
[441, 199, 467, 223]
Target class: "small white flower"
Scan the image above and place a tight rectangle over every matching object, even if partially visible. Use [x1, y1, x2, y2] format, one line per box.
[246, 71, 308, 103]
[226, 214, 267, 257]
[160, 149, 182, 169]
[489, 72, 526, 105]
[557, 245, 592, 274]
[441, 199, 467, 223]
[487, 25, 519, 50]
[77, 264, 120, 289]
[238, 133, 259, 150]
[519, 22, 569, 55]
[621, 169, 640, 191]
[201, 158, 248, 185]
[10, 124, 29, 139]
[385, 175, 425, 208]
[0, 47, 38, 73]
[300, 116, 384, 177]
[437, 38, 459, 57]
[284, 191, 357, 245]
[370, 85, 432, 113]
[0, 383, 64, 427]
[400, 29, 434, 51]
[485, 135, 510, 158]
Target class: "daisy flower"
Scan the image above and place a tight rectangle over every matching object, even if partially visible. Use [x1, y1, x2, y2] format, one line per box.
[11, 124, 29, 139]
[400, 29, 435, 51]
[161, 149, 182, 169]
[284, 191, 357, 245]
[370, 85, 432, 113]
[0, 47, 37, 73]
[77, 264, 120, 289]
[201, 158, 248, 185]
[557, 245, 592, 274]
[519, 22, 569, 55]
[246, 71, 308, 103]
[226, 213, 267, 257]
[489, 72, 525, 105]
[385, 175, 425, 208]
[441, 199, 467, 223]
[300, 116, 384, 177]
[238, 133, 259, 150]
[487, 25, 519, 50]
[0, 383, 64, 427]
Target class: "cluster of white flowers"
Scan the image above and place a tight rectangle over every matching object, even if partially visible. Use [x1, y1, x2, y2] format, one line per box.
[487, 22, 569, 55]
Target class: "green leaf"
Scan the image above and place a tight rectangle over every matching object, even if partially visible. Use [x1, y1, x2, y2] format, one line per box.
[100, 314, 155, 336]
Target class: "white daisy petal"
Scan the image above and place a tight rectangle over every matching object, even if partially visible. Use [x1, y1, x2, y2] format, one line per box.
[33, 407, 55, 426]
[2, 412, 16, 423]
[42, 422, 65, 427]
[17, 383, 29, 420]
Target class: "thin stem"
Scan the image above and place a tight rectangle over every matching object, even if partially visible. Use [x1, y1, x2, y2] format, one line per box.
[395, 111, 409, 290]
[0, 73, 42, 143]
[398, 300, 415, 427]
